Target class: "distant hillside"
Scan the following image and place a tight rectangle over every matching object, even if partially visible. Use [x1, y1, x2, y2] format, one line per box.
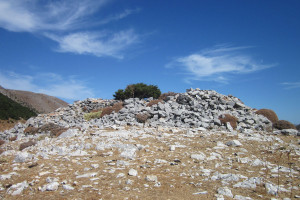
[0, 86, 68, 114]
[0, 93, 37, 120]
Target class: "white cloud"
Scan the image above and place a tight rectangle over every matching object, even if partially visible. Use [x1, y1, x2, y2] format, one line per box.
[167, 46, 273, 82]
[0, 0, 107, 32]
[0, 0, 139, 58]
[0, 71, 94, 100]
[46, 30, 139, 58]
[282, 82, 300, 89]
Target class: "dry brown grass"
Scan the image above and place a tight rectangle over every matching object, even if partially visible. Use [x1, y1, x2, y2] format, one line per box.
[9, 136, 17, 141]
[136, 113, 149, 123]
[159, 92, 177, 101]
[0, 119, 26, 132]
[100, 102, 123, 118]
[19, 140, 36, 151]
[24, 123, 68, 137]
[0, 139, 5, 146]
[147, 99, 163, 107]
[256, 109, 279, 124]
[219, 114, 238, 129]
[273, 120, 296, 130]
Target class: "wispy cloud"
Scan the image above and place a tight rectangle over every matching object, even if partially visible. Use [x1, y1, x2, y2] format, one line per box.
[46, 30, 139, 58]
[167, 45, 273, 83]
[0, 0, 139, 58]
[282, 81, 300, 89]
[0, 0, 107, 32]
[0, 71, 94, 100]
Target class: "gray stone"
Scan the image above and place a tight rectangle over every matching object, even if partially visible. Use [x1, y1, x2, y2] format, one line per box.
[7, 181, 28, 195]
[145, 175, 158, 182]
[128, 169, 137, 176]
[191, 153, 206, 161]
[217, 187, 233, 198]
[14, 152, 32, 163]
[226, 140, 242, 147]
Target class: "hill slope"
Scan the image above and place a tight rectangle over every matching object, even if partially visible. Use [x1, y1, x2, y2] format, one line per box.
[0, 86, 68, 114]
[0, 93, 37, 120]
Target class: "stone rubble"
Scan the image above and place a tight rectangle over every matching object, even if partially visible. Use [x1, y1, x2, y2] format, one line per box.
[0, 88, 299, 199]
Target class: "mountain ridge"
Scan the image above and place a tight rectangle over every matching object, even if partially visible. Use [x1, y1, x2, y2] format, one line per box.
[0, 86, 68, 114]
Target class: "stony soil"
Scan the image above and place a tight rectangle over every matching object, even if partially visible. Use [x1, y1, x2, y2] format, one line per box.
[0, 126, 299, 200]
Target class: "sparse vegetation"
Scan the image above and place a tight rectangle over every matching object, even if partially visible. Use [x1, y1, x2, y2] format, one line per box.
[159, 92, 177, 101]
[256, 109, 279, 124]
[113, 83, 161, 100]
[100, 102, 123, 118]
[273, 120, 296, 130]
[147, 99, 163, 107]
[9, 136, 17, 141]
[219, 114, 238, 129]
[24, 123, 68, 137]
[296, 124, 300, 131]
[0, 93, 37, 120]
[136, 113, 149, 123]
[84, 110, 102, 121]
[0, 139, 5, 146]
[19, 140, 36, 151]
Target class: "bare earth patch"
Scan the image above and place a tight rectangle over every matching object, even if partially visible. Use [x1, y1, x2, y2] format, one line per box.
[0, 126, 299, 200]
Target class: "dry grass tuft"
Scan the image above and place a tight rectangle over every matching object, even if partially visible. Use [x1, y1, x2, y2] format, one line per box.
[273, 120, 296, 130]
[100, 102, 123, 118]
[0, 139, 5, 146]
[24, 123, 68, 137]
[9, 136, 17, 141]
[147, 99, 163, 107]
[19, 140, 36, 151]
[256, 109, 279, 124]
[159, 92, 177, 101]
[136, 113, 149, 123]
[219, 114, 238, 129]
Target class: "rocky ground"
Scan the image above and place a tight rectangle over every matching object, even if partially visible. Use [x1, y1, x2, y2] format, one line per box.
[0, 89, 299, 199]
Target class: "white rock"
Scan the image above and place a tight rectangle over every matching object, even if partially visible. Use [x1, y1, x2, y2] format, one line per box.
[58, 129, 78, 138]
[234, 195, 252, 200]
[7, 181, 28, 195]
[117, 173, 125, 178]
[128, 169, 137, 176]
[145, 175, 158, 182]
[46, 177, 59, 183]
[217, 187, 233, 198]
[62, 184, 74, 190]
[226, 140, 242, 147]
[91, 164, 99, 169]
[76, 172, 98, 179]
[169, 145, 176, 151]
[45, 182, 59, 191]
[191, 153, 206, 161]
[226, 122, 234, 132]
[251, 159, 264, 166]
[265, 183, 278, 196]
[14, 152, 32, 163]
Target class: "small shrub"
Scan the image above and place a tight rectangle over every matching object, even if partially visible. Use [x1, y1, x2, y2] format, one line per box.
[273, 120, 296, 130]
[113, 83, 161, 100]
[256, 109, 279, 124]
[0, 139, 5, 146]
[219, 114, 238, 129]
[84, 110, 102, 121]
[19, 140, 36, 151]
[159, 92, 177, 101]
[9, 136, 17, 141]
[24, 126, 39, 135]
[136, 114, 149, 123]
[147, 99, 162, 107]
[100, 102, 123, 118]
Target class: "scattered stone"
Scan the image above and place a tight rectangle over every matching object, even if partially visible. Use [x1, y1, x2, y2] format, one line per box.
[217, 187, 233, 198]
[7, 181, 28, 195]
[14, 152, 32, 163]
[145, 175, 158, 182]
[128, 169, 137, 176]
[226, 140, 242, 147]
[191, 153, 206, 161]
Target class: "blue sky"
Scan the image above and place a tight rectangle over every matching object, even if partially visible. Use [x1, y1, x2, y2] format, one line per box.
[0, 0, 299, 124]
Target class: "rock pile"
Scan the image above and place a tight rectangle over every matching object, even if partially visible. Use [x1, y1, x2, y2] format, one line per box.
[0, 88, 294, 140]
